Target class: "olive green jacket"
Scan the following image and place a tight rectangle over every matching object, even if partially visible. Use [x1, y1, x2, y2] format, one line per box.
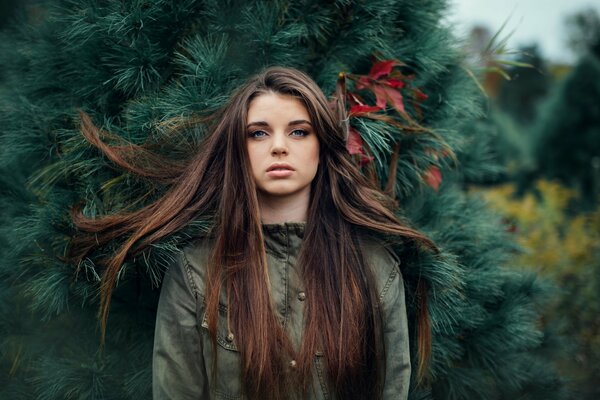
[153, 223, 411, 399]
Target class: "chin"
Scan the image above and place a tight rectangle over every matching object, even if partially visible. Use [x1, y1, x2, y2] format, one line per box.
[258, 185, 307, 198]
[262, 189, 298, 197]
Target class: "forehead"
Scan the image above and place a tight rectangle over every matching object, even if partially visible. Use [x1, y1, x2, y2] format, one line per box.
[247, 92, 310, 123]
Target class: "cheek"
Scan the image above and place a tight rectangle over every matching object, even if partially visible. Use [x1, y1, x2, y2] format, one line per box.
[308, 143, 320, 176]
[311, 149, 319, 168]
[246, 143, 263, 171]
[312, 137, 321, 162]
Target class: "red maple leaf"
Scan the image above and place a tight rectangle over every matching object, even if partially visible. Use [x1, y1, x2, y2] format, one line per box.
[347, 127, 374, 166]
[355, 76, 372, 91]
[423, 166, 442, 191]
[386, 78, 405, 89]
[349, 104, 382, 116]
[412, 88, 428, 118]
[359, 154, 375, 166]
[368, 60, 404, 80]
[372, 84, 408, 118]
[414, 88, 428, 102]
[346, 127, 365, 154]
[347, 127, 364, 154]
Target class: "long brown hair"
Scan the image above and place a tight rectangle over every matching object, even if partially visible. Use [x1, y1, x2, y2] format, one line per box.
[69, 66, 434, 398]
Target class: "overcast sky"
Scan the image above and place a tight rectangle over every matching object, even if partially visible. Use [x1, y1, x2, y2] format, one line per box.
[447, 0, 600, 63]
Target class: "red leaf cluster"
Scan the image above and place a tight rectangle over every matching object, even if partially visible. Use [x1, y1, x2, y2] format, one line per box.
[350, 60, 408, 118]
[342, 59, 430, 164]
[338, 58, 444, 193]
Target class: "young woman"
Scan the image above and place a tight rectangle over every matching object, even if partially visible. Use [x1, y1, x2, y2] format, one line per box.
[70, 67, 434, 399]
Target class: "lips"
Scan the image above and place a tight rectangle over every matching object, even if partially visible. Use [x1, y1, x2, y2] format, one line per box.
[266, 163, 295, 178]
[266, 163, 295, 172]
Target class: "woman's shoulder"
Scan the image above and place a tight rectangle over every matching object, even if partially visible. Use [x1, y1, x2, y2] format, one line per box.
[181, 236, 214, 266]
[359, 234, 405, 304]
[173, 236, 215, 298]
[360, 234, 402, 269]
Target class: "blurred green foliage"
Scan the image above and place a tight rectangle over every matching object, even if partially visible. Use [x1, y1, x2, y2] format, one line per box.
[473, 8, 600, 400]
[496, 45, 551, 125]
[534, 54, 600, 207]
[481, 181, 600, 399]
[566, 7, 600, 58]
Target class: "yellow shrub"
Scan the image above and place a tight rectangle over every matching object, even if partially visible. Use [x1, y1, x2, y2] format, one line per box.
[480, 179, 600, 396]
[478, 180, 600, 277]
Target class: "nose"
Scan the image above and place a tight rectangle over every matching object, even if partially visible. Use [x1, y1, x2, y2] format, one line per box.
[270, 133, 288, 156]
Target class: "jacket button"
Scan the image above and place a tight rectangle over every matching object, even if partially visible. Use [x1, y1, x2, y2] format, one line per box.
[297, 292, 306, 301]
[226, 332, 234, 342]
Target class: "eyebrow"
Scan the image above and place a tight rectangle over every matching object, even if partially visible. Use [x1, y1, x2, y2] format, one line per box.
[246, 119, 312, 129]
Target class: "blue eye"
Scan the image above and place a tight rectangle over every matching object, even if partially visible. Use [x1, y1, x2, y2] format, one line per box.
[290, 129, 308, 137]
[248, 130, 267, 138]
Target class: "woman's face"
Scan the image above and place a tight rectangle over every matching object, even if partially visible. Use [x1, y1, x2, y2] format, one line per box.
[246, 91, 320, 203]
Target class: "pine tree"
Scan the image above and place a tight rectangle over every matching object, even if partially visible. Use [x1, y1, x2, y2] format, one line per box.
[0, 1, 566, 399]
[533, 53, 600, 207]
[497, 45, 551, 125]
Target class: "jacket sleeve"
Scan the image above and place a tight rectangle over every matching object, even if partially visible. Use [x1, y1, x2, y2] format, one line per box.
[153, 251, 209, 400]
[382, 266, 412, 400]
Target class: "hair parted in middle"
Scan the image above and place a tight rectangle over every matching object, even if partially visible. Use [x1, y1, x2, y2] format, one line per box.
[69, 66, 434, 399]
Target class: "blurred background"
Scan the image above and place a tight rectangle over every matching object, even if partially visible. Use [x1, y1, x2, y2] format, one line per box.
[0, 0, 598, 398]
[450, 1, 600, 397]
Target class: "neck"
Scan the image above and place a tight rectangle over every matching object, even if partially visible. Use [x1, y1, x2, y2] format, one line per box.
[257, 189, 310, 224]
